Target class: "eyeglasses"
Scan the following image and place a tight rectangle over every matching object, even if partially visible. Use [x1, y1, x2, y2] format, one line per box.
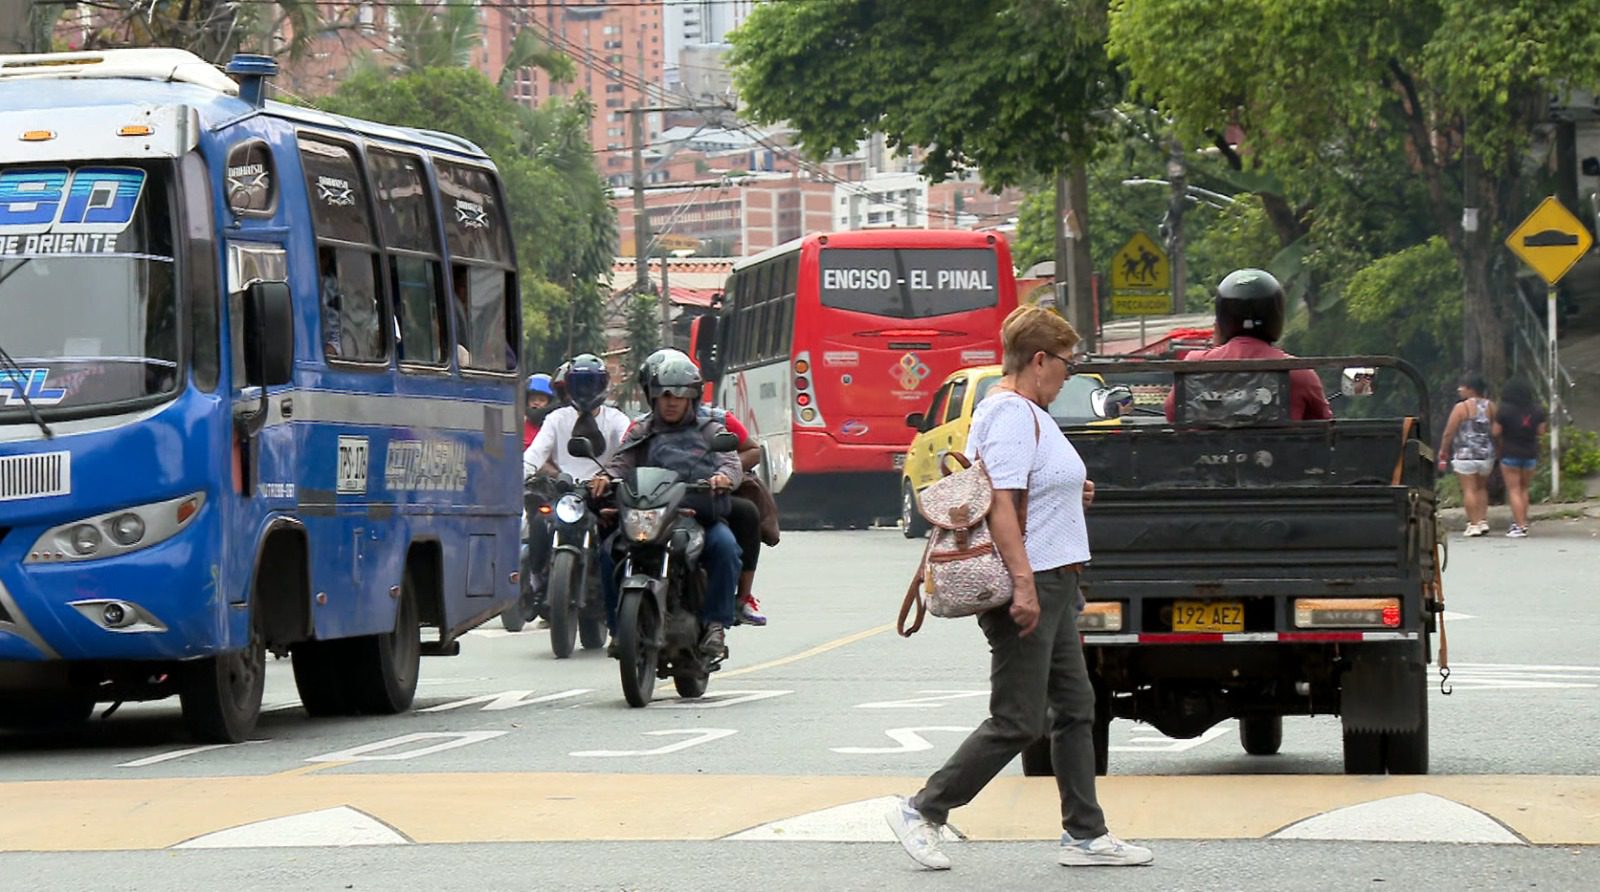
[1044, 352, 1078, 374]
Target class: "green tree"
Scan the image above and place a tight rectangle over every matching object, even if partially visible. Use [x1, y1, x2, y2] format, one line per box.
[623, 293, 661, 406]
[390, 1, 482, 73]
[54, 0, 320, 62]
[1108, 0, 1600, 382]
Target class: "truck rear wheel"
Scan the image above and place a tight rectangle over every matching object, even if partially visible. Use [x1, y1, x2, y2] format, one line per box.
[1239, 715, 1283, 756]
[1383, 672, 1429, 774]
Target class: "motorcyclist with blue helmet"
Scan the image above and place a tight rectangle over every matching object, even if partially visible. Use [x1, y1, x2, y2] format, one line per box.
[524, 373, 555, 449]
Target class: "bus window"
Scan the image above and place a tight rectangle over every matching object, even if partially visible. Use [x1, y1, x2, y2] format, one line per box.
[370, 149, 446, 367]
[437, 159, 516, 372]
[300, 136, 386, 364]
[775, 294, 795, 359]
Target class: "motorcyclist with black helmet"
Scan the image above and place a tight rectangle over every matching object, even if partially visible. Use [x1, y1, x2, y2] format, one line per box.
[1163, 268, 1332, 421]
[592, 354, 743, 657]
[524, 354, 631, 480]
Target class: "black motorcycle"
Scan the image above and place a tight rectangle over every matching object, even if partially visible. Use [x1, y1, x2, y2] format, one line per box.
[543, 475, 609, 658]
[501, 476, 558, 633]
[571, 432, 738, 707]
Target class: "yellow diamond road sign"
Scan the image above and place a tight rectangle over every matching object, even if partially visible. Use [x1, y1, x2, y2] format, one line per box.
[1506, 196, 1594, 286]
[1111, 231, 1169, 292]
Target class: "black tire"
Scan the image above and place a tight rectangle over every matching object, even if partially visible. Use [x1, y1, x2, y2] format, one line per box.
[0, 695, 96, 731]
[674, 671, 708, 699]
[579, 612, 608, 651]
[181, 616, 265, 743]
[1020, 735, 1053, 776]
[1384, 671, 1429, 775]
[1240, 715, 1284, 756]
[547, 551, 579, 659]
[1342, 728, 1385, 774]
[499, 602, 528, 633]
[292, 639, 355, 717]
[617, 589, 659, 708]
[348, 574, 423, 715]
[900, 480, 929, 539]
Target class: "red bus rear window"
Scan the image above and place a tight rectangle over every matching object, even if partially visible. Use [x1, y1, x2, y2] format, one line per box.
[818, 248, 999, 319]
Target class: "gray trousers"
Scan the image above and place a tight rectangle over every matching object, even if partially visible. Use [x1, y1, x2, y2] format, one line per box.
[912, 566, 1108, 841]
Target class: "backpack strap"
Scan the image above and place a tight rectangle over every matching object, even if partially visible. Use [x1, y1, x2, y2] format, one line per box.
[897, 536, 936, 637]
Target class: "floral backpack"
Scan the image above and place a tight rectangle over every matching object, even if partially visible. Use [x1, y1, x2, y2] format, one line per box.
[897, 402, 1037, 637]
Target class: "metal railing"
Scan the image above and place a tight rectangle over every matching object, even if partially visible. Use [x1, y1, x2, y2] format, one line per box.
[1508, 280, 1576, 423]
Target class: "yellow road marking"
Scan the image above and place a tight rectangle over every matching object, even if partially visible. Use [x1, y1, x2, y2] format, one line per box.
[720, 622, 894, 679]
[272, 760, 351, 778]
[0, 773, 1593, 851]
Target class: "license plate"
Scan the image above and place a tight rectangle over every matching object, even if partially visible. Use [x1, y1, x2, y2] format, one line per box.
[892, 453, 906, 469]
[1171, 600, 1244, 633]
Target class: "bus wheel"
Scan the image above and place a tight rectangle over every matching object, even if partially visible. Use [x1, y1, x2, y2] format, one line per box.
[901, 481, 929, 539]
[291, 640, 355, 717]
[181, 614, 265, 743]
[350, 573, 423, 714]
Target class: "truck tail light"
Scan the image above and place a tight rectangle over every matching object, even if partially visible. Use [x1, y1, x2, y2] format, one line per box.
[1077, 601, 1123, 632]
[1293, 598, 1401, 629]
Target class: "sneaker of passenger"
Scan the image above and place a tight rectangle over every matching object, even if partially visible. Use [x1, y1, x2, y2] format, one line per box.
[1507, 524, 1528, 538]
[532, 616, 551, 630]
[1058, 832, 1154, 867]
[884, 796, 951, 870]
[605, 636, 620, 658]
[700, 622, 726, 658]
[737, 594, 767, 627]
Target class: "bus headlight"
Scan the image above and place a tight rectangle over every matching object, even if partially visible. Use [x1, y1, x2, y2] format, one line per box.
[27, 492, 206, 564]
[623, 507, 668, 542]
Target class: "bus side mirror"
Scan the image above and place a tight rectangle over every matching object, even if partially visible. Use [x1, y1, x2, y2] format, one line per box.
[905, 412, 924, 430]
[244, 281, 293, 387]
[694, 315, 722, 379]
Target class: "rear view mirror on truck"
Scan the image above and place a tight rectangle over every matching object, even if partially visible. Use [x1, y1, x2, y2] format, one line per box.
[1342, 367, 1377, 397]
[1090, 385, 1135, 419]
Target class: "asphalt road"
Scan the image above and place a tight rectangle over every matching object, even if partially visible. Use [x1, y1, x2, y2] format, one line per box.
[2, 519, 1597, 890]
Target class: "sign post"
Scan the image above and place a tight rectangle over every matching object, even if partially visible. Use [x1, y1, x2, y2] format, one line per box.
[1110, 232, 1171, 349]
[1504, 195, 1594, 498]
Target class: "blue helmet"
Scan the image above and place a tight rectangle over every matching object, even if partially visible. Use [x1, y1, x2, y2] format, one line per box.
[526, 373, 554, 397]
[565, 354, 610, 413]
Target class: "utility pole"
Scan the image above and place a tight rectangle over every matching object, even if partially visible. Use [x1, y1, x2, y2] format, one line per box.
[1068, 161, 1095, 351]
[1053, 167, 1071, 320]
[1167, 140, 1188, 315]
[659, 254, 672, 347]
[630, 102, 651, 297]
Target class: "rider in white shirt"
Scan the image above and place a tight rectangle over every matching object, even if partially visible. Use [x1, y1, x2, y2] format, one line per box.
[522, 354, 631, 480]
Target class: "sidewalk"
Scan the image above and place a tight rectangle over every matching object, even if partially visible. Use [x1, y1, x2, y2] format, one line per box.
[1437, 496, 1600, 532]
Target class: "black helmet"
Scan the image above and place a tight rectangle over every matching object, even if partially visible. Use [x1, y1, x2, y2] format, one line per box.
[649, 353, 703, 401]
[637, 347, 689, 396]
[565, 354, 610, 412]
[1215, 268, 1285, 344]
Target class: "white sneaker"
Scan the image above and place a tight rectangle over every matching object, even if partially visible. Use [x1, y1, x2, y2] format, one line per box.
[1058, 832, 1154, 866]
[1507, 524, 1528, 538]
[885, 796, 951, 870]
[1463, 522, 1487, 538]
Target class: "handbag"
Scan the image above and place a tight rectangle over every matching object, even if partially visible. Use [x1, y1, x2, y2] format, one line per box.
[897, 399, 1038, 636]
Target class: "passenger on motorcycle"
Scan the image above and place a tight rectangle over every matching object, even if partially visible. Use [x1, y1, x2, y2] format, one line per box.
[524, 354, 631, 480]
[524, 373, 555, 449]
[634, 349, 770, 626]
[592, 354, 742, 657]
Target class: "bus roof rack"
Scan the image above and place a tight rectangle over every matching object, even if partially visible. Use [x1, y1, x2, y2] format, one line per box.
[0, 48, 238, 97]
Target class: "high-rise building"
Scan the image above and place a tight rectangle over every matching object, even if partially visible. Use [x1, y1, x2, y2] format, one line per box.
[662, 0, 756, 89]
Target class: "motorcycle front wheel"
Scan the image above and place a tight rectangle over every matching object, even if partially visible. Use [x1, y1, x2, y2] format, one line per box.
[617, 589, 660, 708]
[547, 551, 580, 659]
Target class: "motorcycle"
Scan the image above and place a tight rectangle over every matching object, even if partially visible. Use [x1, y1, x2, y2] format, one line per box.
[543, 474, 609, 658]
[501, 475, 559, 632]
[571, 431, 739, 707]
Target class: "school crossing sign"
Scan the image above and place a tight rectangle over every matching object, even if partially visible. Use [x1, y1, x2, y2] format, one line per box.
[1505, 196, 1593, 286]
[1110, 231, 1170, 316]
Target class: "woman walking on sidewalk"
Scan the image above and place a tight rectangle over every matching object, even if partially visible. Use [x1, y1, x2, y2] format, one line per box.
[1494, 378, 1548, 538]
[885, 306, 1152, 871]
[1439, 374, 1497, 537]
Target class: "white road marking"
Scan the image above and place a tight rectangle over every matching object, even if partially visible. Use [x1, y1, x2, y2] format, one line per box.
[1440, 610, 1476, 621]
[305, 731, 506, 763]
[830, 726, 973, 755]
[1439, 663, 1600, 691]
[649, 689, 792, 709]
[570, 728, 738, 758]
[1110, 724, 1232, 753]
[855, 690, 989, 710]
[118, 740, 265, 768]
[417, 689, 591, 713]
[727, 796, 959, 843]
[1271, 793, 1523, 845]
[174, 806, 409, 849]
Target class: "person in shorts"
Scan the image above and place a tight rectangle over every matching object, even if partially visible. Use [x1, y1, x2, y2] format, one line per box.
[1494, 378, 1548, 538]
[1438, 374, 1496, 537]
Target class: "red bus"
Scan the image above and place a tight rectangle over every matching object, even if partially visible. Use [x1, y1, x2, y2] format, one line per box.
[694, 229, 1018, 525]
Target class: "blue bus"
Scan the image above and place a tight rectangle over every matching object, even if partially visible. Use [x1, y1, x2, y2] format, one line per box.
[0, 49, 523, 742]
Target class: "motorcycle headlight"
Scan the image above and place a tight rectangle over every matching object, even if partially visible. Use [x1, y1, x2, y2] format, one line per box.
[623, 507, 669, 542]
[555, 494, 586, 524]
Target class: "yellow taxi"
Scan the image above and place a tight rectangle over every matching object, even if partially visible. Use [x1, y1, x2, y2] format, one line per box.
[899, 365, 1111, 537]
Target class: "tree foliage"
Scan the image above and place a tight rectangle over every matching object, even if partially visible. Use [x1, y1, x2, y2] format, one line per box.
[50, 0, 320, 62]
[730, 0, 1118, 187]
[318, 66, 614, 373]
[1109, 0, 1600, 380]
